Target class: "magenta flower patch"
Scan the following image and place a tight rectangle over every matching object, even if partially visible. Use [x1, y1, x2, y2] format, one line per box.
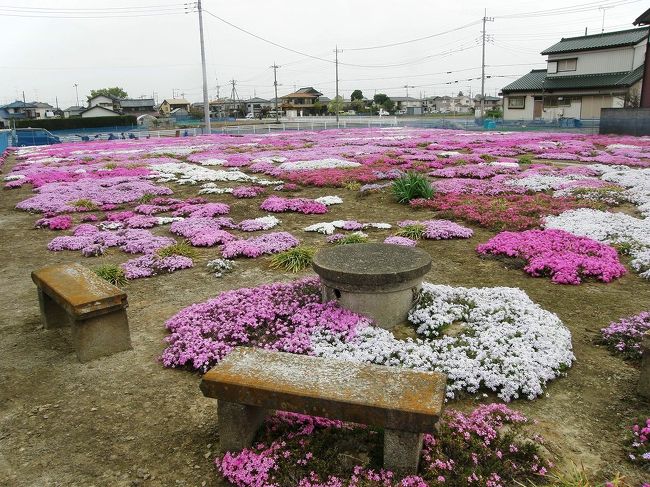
[220, 232, 299, 258]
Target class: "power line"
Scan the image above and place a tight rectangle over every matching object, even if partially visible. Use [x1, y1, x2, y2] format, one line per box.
[497, 0, 641, 19]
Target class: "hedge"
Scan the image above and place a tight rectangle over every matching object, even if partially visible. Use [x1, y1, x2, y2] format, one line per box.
[15, 116, 137, 130]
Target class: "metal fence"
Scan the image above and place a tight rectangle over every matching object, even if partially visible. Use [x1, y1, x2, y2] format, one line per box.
[55, 127, 201, 143]
[0, 130, 10, 153]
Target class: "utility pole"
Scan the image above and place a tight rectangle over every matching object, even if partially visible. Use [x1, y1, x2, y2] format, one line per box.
[271, 62, 280, 123]
[334, 45, 342, 124]
[480, 10, 494, 119]
[196, 0, 211, 133]
[599, 7, 610, 33]
[73, 83, 79, 107]
[229, 79, 239, 117]
[403, 85, 415, 97]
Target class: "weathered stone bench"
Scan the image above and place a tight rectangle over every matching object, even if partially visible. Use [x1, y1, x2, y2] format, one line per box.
[312, 243, 432, 330]
[200, 347, 447, 476]
[31, 263, 131, 362]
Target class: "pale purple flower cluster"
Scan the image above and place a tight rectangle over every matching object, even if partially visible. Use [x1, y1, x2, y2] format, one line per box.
[232, 186, 266, 198]
[221, 231, 299, 258]
[121, 254, 193, 279]
[398, 219, 473, 240]
[161, 277, 367, 371]
[170, 217, 237, 246]
[260, 196, 328, 214]
[477, 229, 627, 284]
[431, 163, 520, 179]
[601, 311, 650, 360]
[125, 215, 157, 228]
[173, 202, 230, 218]
[384, 236, 417, 247]
[48, 225, 174, 256]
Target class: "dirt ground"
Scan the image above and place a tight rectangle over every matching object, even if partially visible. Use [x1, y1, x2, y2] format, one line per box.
[1, 153, 649, 486]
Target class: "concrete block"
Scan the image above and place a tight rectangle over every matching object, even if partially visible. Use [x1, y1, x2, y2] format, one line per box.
[217, 400, 267, 452]
[71, 309, 132, 362]
[384, 428, 423, 477]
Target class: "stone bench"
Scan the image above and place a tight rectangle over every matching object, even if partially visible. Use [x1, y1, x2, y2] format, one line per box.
[312, 243, 432, 330]
[31, 263, 131, 362]
[200, 347, 447, 476]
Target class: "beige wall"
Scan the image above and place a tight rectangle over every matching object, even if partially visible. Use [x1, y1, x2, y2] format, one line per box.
[548, 47, 635, 77]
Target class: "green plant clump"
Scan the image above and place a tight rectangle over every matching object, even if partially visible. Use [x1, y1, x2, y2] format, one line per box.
[395, 223, 426, 240]
[156, 240, 198, 259]
[138, 193, 157, 203]
[94, 264, 127, 287]
[269, 246, 316, 273]
[71, 199, 99, 210]
[391, 172, 434, 204]
[335, 233, 369, 245]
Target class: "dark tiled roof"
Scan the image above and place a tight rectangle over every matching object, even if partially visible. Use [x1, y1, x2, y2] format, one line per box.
[2, 100, 36, 109]
[634, 8, 650, 25]
[541, 27, 648, 55]
[120, 98, 154, 108]
[502, 66, 645, 93]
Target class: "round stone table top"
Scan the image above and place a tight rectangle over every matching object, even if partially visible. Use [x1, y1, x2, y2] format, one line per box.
[312, 243, 432, 290]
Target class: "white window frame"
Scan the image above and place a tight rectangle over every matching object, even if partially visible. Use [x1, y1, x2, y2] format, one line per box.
[556, 58, 577, 72]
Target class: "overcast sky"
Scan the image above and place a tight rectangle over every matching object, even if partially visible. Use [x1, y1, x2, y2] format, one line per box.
[0, 0, 645, 108]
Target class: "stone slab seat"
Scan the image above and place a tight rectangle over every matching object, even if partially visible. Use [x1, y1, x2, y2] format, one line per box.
[31, 263, 131, 362]
[200, 347, 447, 476]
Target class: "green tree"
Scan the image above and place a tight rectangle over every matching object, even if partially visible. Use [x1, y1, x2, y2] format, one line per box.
[88, 87, 128, 102]
[351, 89, 363, 101]
[327, 95, 345, 114]
[373, 93, 389, 106]
[351, 99, 367, 113]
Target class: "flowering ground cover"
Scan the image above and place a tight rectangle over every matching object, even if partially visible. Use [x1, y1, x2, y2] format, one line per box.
[2, 127, 650, 485]
[601, 312, 650, 360]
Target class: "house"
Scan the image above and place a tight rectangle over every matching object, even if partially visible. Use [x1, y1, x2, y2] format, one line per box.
[31, 102, 55, 119]
[474, 95, 502, 112]
[280, 87, 324, 116]
[501, 27, 647, 121]
[423, 96, 472, 114]
[159, 98, 190, 115]
[244, 97, 272, 117]
[634, 8, 650, 107]
[63, 106, 86, 118]
[119, 98, 156, 115]
[80, 106, 120, 118]
[391, 96, 423, 115]
[1, 101, 37, 119]
[88, 94, 120, 112]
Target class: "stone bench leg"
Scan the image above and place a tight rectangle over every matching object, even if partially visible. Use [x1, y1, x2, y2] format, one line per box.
[37, 289, 71, 329]
[217, 400, 267, 452]
[71, 309, 132, 363]
[384, 429, 423, 477]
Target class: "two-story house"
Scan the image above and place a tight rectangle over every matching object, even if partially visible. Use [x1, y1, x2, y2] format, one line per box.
[502, 27, 647, 121]
[88, 94, 120, 111]
[391, 96, 423, 115]
[159, 98, 191, 116]
[280, 87, 323, 116]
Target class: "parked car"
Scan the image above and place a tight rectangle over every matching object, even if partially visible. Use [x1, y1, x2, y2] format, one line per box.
[245, 113, 255, 119]
[395, 109, 406, 115]
[378, 109, 390, 117]
[12, 128, 61, 147]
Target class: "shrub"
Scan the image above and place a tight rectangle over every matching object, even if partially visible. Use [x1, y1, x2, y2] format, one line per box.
[156, 240, 198, 259]
[269, 246, 316, 273]
[94, 264, 127, 287]
[391, 172, 434, 203]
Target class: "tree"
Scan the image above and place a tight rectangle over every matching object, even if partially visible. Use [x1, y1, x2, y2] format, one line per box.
[624, 89, 641, 108]
[327, 95, 346, 114]
[458, 91, 464, 97]
[87, 87, 128, 102]
[351, 98, 367, 113]
[351, 89, 364, 101]
[373, 93, 389, 106]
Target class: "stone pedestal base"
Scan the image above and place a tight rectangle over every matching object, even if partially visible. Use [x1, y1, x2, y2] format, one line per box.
[384, 429, 423, 476]
[638, 331, 650, 400]
[72, 309, 132, 363]
[217, 400, 267, 452]
[321, 280, 422, 330]
[38, 289, 70, 329]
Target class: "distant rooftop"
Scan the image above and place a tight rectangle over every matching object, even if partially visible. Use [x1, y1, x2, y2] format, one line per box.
[120, 98, 155, 108]
[541, 27, 649, 55]
[634, 7, 650, 25]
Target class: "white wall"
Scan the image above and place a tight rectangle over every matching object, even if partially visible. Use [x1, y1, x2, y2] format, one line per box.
[633, 41, 647, 70]
[81, 106, 116, 118]
[503, 94, 534, 120]
[547, 47, 634, 76]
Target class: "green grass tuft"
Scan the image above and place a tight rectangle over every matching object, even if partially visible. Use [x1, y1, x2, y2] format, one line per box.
[94, 264, 127, 287]
[335, 233, 369, 245]
[138, 193, 156, 204]
[391, 172, 434, 204]
[269, 246, 316, 273]
[395, 224, 426, 240]
[156, 240, 197, 259]
[71, 199, 99, 210]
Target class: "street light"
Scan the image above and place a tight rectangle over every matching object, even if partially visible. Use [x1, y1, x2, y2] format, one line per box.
[73, 83, 79, 107]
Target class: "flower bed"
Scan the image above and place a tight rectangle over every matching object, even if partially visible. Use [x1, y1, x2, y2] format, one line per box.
[601, 312, 650, 360]
[396, 219, 473, 240]
[216, 404, 551, 487]
[121, 254, 194, 279]
[628, 417, 650, 465]
[411, 194, 592, 231]
[260, 196, 328, 215]
[476, 229, 627, 284]
[220, 231, 300, 258]
[162, 279, 573, 401]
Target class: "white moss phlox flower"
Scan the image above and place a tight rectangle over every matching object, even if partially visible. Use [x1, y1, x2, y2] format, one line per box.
[315, 196, 343, 206]
[278, 158, 361, 171]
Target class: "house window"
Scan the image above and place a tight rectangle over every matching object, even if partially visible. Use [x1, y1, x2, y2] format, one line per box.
[556, 58, 577, 72]
[507, 96, 526, 109]
[543, 96, 573, 107]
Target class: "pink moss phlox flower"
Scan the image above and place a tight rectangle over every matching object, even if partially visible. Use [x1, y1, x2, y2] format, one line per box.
[260, 196, 328, 215]
[221, 231, 299, 258]
[233, 186, 266, 198]
[384, 236, 417, 247]
[601, 312, 650, 360]
[121, 254, 193, 280]
[477, 229, 627, 284]
[35, 215, 73, 230]
[170, 217, 237, 246]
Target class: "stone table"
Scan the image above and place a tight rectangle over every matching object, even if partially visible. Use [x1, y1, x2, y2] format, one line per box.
[312, 243, 432, 330]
